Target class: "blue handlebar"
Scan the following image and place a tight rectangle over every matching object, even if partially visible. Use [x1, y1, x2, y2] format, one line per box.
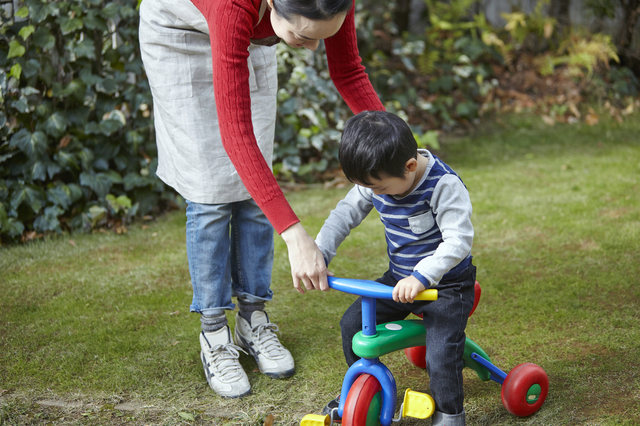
[328, 276, 396, 299]
[328, 276, 438, 301]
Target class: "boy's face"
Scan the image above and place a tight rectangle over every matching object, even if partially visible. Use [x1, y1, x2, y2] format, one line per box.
[355, 173, 415, 197]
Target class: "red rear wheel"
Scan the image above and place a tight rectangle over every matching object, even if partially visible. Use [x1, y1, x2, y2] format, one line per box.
[404, 346, 427, 369]
[501, 363, 549, 417]
[343, 374, 383, 426]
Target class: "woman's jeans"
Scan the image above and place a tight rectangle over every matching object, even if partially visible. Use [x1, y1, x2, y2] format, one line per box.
[186, 199, 274, 317]
[339, 266, 476, 416]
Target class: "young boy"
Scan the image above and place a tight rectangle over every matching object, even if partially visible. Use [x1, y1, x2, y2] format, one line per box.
[315, 111, 476, 426]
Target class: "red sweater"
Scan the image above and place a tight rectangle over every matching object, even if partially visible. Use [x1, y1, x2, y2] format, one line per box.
[190, 0, 384, 234]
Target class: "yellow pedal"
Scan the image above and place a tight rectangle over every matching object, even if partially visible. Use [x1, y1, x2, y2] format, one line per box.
[300, 414, 330, 426]
[402, 388, 435, 419]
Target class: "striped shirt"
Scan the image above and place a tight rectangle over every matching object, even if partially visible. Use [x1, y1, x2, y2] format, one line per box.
[316, 150, 473, 286]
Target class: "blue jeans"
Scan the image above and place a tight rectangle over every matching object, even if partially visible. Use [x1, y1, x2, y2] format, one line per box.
[339, 266, 476, 416]
[186, 199, 274, 316]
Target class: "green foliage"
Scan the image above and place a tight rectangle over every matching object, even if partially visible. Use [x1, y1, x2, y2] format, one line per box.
[0, 0, 174, 243]
[354, 0, 503, 129]
[274, 45, 345, 181]
[537, 32, 619, 78]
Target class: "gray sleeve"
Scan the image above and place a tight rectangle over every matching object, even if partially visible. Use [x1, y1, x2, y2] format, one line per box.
[315, 185, 374, 265]
[413, 174, 474, 285]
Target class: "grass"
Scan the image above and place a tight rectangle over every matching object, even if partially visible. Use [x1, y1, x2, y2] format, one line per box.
[1, 111, 639, 425]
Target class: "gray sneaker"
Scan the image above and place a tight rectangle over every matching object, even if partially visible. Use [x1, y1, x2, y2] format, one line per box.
[200, 327, 251, 398]
[234, 311, 295, 379]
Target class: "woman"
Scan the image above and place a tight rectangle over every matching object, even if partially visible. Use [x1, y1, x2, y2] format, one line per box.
[139, 0, 384, 398]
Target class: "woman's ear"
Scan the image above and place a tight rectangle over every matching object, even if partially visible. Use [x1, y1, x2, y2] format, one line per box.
[404, 158, 418, 173]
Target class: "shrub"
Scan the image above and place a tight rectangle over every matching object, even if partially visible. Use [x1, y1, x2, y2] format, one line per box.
[0, 0, 175, 243]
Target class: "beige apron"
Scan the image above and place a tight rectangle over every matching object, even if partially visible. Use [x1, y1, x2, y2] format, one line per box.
[139, 0, 278, 204]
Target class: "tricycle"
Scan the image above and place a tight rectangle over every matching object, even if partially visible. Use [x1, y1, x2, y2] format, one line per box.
[300, 277, 549, 426]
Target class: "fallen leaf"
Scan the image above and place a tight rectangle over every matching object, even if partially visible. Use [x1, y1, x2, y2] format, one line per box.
[172, 341, 180, 346]
[68, 240, 76, 247]
[541, 115, 555, 126]
[543, 21, 554, 38]
[58, 135, 72, 149]
[585, 113, 599, 126]
[568, 102, 580, 118]
[264, 414, 275, 426]
[178, 412, 195, 421]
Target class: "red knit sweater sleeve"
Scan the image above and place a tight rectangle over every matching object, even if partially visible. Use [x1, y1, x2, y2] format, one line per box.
[190, 0, 299, 234]
[324, 1, 385, 114]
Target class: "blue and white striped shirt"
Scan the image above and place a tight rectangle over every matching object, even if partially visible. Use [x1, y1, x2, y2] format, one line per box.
[316, 150, 473, 286]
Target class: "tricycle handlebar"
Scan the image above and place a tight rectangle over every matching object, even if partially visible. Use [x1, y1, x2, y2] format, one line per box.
[328, 277, 437, 301]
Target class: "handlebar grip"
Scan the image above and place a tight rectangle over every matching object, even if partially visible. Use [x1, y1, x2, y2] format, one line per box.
[413, 289, 438, 301]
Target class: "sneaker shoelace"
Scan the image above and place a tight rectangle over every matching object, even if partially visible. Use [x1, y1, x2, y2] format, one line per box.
[252, 323, 286, 359]
[207, 343, 246, 382]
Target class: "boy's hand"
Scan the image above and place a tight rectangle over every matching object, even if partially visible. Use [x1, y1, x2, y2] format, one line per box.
[393, 276, 426, 303]
[281, 223, 330, 294]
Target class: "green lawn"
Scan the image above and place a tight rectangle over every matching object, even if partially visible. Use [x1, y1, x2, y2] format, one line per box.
[1, 112, 639, 425]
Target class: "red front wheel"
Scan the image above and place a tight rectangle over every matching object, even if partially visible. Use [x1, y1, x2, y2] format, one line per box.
[343, 374, 383, 426]
[501, 363, 549, 416]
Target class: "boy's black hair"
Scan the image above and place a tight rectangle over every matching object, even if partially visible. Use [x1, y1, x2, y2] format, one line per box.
[339, 110, 417, 185]
[273, 0, 351, 21]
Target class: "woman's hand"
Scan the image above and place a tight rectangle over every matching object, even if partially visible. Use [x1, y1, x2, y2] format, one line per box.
[392, 275, 426, 303]
[281, 223, 330, 294]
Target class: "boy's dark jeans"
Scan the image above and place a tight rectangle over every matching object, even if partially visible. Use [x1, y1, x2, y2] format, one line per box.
[339, 265, 476, 415]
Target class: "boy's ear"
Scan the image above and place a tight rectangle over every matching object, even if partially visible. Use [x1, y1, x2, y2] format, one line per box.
[404, 158, 418, 173]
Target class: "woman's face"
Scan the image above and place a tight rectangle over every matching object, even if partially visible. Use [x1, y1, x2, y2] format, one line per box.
[268, 1, 347, 51]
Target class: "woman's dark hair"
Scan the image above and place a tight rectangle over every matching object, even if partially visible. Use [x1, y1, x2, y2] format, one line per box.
[339, 110, 418, 185]
[272, 0, 352, 21]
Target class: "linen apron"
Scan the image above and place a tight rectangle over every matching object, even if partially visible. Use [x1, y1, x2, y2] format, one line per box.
[139, 0, 278, 204]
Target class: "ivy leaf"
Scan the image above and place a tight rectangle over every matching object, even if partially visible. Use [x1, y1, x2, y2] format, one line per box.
[34, 205, 64, 232]
[60, 17, 83, 35]
[101, 2, 120, 18]
[1, 216, 25, 238]
[46, 161, 62, 179]
[47, 185, 73, 209]
[8, 41, 26, 59]
[73, 38, 96, 60]
[88, 205, 107, 227]
[30, 1, 59, 23]
[0, 151, 17, 165]
[10, 185, 45, 213]
[22, 59, 42, 79]
[15, 6, 29, 18]
[83, 11, 108, 31]
[96, 78, 117, 94]
[30, 161, 47, 181]
[42, 112, 68, 138]
[33, 27, 55, 50]
[99, 119, 123, 136]
[79, 68, 102, 86]
[10, 129, 48, 159]
[9, 64, 23, 80]
[54, 150, 80, 171]
[80, 172, 113, 198]
[19, 25, 36, 41]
